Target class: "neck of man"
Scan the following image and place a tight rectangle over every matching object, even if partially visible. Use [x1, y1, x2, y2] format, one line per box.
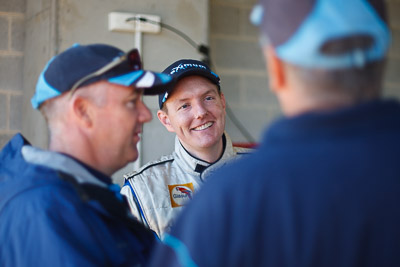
[48, 130, 113, 177]
[281, 94, 353, 117]
[182, 137, 225, 164]
[279, 81, 380, 117]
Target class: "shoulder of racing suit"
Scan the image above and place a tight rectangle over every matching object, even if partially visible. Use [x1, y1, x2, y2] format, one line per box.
[124, 154, 175, 181]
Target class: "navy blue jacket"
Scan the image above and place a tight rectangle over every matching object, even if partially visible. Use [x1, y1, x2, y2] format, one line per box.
[0, 134, 156, 266]
[150, 99, 400, 267]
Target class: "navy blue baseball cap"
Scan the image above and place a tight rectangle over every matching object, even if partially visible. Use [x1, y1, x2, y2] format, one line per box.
[31, 43, 174, 109]
[158, 59, 220, 109]
[250, 0, 390, 69]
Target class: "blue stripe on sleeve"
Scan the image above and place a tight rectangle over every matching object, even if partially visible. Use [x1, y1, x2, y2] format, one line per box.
[124, 180, 150, 228]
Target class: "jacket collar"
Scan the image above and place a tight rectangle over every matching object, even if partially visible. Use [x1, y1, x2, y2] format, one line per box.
[21, 145, 109, 187]
[173, 131, 236, 174]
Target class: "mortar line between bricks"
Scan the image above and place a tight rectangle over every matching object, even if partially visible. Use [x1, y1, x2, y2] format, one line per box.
[0, 129, 18, 135]
[216, 69, 267, 76]
[0, 90, 23, 95]
[211, 34, 259, 42]
[0, 12, 24, 18]
[9, 16, 20, 53]
[388, 53, 400, 59]
[211, 2, 255, 9]
[0, 51, 23, 56]
[385, 82, 400, 88]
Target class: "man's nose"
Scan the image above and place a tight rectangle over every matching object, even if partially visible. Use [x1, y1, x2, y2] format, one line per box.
[193, 102, 207, 119]
[138, 100, 152, 123]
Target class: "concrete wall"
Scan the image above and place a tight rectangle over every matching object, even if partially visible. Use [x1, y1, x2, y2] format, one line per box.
[18, 0, 209, 184]
[0, 0, 25, 148]
[210, 0, 279, 145]
[1, 0, 399, 185]
[23, 0, 58, 151]
[210, 0, 400, 145]
[385, 0, 400, 98]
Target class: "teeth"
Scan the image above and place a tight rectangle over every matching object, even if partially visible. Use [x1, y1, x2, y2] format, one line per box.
[193, 122, 213, 131]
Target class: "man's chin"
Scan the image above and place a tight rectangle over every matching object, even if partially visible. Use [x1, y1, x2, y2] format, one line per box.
[194, 138, 221, 149]
[124, 150, 139, 165]
[129, 153, 139, 163]
[199, 131, 222, 140]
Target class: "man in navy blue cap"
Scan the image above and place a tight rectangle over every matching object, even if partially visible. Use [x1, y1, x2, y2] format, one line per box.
[0, 43, 173, 266]
[149, 0, 400, 266]
[121, 59, 251, 239]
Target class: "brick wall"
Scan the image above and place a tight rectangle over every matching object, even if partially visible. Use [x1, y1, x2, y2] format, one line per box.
[0, 0, 25, 149]
[210, 0, 277, 144]
[385, 0, 400, 98]
[210, 0, 400, 144]
[0, 0, 398, 164]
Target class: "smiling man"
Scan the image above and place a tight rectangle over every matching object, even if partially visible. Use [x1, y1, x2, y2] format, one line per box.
[121, 59, 251, 238]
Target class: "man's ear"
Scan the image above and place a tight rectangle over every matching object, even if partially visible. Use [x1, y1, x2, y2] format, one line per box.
[157, 109, 175, 133]
[71, 97, 93, 127]
[264, 45, 286, 93]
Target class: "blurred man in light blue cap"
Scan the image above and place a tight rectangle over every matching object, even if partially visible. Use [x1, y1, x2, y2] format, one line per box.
[149, 0, 400, 266]
[0, 43, 174, 266]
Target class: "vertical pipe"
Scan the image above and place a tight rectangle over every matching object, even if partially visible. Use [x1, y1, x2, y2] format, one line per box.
[134, 17, 143, 168]
[135, 31, 142, 55]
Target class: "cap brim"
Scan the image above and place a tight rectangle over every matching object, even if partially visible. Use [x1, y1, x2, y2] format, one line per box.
[108, 70, 175, 95]
[176, 69, 220, 87]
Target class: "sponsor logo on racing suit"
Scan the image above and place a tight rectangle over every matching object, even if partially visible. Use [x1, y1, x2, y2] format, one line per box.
[168, 183, 195, 208]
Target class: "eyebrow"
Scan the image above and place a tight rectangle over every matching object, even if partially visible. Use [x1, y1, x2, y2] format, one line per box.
[126, 90, 142, 100]
[174, 89, 218, 103]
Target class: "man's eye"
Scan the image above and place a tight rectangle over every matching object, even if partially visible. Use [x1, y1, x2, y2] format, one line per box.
[179, 104, 189, 110]
[127, 100, 137, 108]
[205, 96, 214, 101]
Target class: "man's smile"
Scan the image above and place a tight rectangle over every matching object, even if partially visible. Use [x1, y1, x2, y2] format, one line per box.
[192, 122, 213, 131]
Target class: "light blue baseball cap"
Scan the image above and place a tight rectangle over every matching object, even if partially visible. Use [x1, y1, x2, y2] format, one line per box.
[250, 0, 391, 69]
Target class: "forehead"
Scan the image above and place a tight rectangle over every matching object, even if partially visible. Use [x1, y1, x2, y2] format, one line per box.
[86, 81, 141, 103]
[167, 76, 219, 100]
[103, 81, 142, 95]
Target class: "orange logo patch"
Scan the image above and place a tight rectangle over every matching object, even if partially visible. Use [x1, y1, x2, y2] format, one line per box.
[168, 183, 195, 208]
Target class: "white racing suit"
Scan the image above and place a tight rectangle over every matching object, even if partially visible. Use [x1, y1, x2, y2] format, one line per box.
[121, 132, 251, 238]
